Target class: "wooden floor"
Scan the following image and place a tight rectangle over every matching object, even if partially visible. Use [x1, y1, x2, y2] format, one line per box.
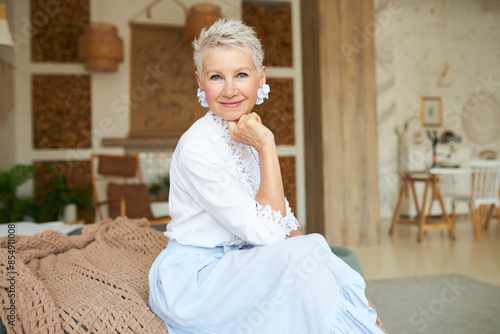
[354, 215, 500, 287]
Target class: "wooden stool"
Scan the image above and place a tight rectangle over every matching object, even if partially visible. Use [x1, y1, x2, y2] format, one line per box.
[389, 172, 455, 242]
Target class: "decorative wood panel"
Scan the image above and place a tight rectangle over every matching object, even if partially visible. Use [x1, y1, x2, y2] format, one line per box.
[31, 0, 89, 62]
[302, 0, 379, 247]
[34, 160, 94, 224]
[279, 156, 296, 215]
[32, 75, 91, 149]
[253, 78, 295, 145]
[243, 2, 293, 67]
[301, 0, 324, 237]
[129, 23, 205, 138]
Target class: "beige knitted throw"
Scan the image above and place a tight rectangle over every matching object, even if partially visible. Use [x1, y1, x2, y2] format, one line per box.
[0, 218, 388, 333]
[0, 218, 169, 333]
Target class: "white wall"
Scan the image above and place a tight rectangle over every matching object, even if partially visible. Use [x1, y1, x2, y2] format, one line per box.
[376, 0, 500, 218]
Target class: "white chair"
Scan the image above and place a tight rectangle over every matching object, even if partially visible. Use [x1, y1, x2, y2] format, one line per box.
[451, 160, 500, 241]
[484, 186, 500, 230]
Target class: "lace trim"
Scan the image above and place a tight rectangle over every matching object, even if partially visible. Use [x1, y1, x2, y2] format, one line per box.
[255, 198, 300, 236]
[209, 111, 260, 197]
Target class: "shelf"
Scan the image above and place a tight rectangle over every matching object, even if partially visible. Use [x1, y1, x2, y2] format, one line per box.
[102, 137, 179, 148]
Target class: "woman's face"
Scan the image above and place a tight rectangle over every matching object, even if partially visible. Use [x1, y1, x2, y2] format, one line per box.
[196, 47, 266, 122]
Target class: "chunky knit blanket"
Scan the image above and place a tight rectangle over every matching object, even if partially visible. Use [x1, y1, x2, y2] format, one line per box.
[0, 218, 169, 333]
[0, 218, 387, 334]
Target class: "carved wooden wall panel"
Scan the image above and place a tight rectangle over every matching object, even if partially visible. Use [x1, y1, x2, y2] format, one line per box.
[253, 78, 295, 146]
[243, 2, 292, 67]
[129, 23, 205, 138]
[31, 0, 89, 62]
[34, 160, 94, 223]
[32, 75, 91, 149]
[279, 156, 296, 215]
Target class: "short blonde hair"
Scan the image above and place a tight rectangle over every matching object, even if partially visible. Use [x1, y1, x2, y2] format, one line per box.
[193, 18, 264, 76]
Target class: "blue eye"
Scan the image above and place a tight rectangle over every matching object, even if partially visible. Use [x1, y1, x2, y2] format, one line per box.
[237, 73, 248, 78]
[210, 75, 221, 80]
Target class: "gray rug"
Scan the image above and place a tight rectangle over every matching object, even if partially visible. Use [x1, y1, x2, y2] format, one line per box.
[366, 274, 500, 334]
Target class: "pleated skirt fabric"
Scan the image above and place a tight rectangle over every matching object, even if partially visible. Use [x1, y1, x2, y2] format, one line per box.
[148, 233, 384, 334]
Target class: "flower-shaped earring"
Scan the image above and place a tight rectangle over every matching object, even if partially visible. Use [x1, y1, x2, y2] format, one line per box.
[255, 84, 270, 105]
[197, 88, 209, 108]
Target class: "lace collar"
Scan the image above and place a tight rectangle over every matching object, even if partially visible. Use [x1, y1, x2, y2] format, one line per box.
[208, 110, 230, 136]
[208, 111, 260, 196]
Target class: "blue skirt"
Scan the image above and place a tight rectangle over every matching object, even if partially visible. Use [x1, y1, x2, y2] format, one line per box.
[148, 234, 384, 334]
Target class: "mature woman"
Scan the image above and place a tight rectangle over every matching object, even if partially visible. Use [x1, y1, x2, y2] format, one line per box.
[149, 19, 386, 333]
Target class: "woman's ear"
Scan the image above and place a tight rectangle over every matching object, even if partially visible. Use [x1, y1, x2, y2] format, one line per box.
[195, 71, 202, 89]
[260, 66, 266, 87]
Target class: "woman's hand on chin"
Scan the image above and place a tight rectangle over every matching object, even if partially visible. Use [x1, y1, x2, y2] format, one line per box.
[227, 112, 275, 152]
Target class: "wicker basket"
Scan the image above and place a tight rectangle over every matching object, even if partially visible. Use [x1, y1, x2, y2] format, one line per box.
[78, 23, 123, 72]
[184, 4, 222, 42]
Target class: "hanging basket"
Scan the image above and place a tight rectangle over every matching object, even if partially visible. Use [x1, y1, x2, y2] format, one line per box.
[78, 23, 123, 72]
[184, 4, 222, 42]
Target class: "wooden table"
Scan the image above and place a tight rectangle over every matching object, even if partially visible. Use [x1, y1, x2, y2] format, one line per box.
[389, 168, 468, 242]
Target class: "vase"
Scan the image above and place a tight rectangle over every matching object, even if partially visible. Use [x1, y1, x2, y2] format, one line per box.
[184, 4, 222, 42]
[59, 203, 78, 223]
[78, 23, 123, 72]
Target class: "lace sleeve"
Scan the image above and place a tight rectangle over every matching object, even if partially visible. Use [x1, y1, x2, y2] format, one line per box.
[255, 197, 300, 237]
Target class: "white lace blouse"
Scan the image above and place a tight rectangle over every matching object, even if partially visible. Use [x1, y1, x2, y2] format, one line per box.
[165, 111, 300, 247]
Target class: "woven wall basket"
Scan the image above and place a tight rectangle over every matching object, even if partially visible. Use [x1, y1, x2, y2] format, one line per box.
[78, 23, 123, 72]
[184, 4, 222, 42]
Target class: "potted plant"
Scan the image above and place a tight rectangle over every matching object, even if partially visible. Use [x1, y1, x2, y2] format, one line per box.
[149, 174, 170, 201]
[0, 165, 39, 223]
[37, 167, 93, 223]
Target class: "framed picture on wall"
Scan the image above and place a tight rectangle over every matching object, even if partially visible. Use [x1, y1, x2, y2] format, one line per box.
[420, 96, 442, 127]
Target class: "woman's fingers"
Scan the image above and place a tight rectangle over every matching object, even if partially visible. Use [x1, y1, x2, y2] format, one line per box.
[227, 120, 237, 133]
[239, 112, 260, 128]
[228, 112, 273, 149]
[252, 113, 262, 124]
